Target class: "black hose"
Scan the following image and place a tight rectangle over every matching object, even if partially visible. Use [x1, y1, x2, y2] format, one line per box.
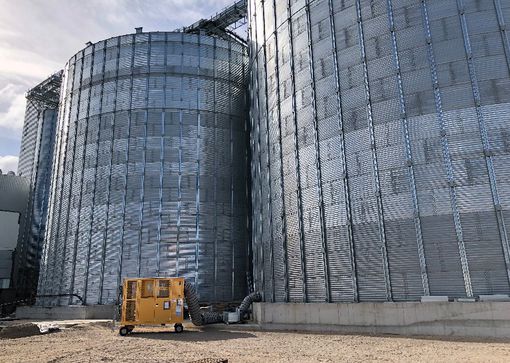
[238, 291, 262, 316]
[183, 280, 262, 325]
[183, 280, 223, 326]
[201, 311, 225, 325]
[36, 294, 85, 304]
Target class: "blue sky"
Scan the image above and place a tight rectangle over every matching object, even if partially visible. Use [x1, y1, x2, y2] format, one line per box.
[0, 0, 237, 172]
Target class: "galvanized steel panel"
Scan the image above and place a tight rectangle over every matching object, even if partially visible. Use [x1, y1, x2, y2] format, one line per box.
[37, 31, 249, 305]
[249, 0, 510, 302]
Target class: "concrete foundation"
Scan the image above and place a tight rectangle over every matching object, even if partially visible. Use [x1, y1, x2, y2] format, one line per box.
[15, 305, 115, 320]
[252, 302, 510, 338]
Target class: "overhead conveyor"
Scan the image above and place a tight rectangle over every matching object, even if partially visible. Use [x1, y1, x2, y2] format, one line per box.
[25, 70, 63, 110]
[180, 0, 247, 44]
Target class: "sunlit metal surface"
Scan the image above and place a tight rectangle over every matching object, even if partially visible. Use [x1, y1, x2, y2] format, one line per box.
[15, 72, 62, 298]
[37, 31, 249, 305]
[249, 0, 510, 302]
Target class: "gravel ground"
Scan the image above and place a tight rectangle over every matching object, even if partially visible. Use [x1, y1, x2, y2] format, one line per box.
[1, 322, 509, 362]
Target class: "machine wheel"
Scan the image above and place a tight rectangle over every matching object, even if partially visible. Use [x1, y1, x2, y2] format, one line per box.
[119, 326, 129, 336]
[174, 323, 184, 333]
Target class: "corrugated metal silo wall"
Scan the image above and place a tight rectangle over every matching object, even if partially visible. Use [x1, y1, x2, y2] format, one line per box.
[249, 0, 510, 302]
[14, 109, 58, 297]
[17, 102, 39, 180]
[38, 31, 249, 305]
[14, 101, 39, 294]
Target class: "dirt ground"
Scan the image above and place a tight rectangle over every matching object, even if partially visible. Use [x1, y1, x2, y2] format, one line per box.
[1, 322, 510, 363]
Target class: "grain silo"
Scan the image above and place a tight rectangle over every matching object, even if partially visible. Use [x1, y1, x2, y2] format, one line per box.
[37, 29, 249, 305]
[15, 71, 62, 299]
[249, 0, 510, 302]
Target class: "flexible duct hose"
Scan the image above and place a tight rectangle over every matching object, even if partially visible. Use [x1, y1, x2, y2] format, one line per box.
[184, 280, 262, 325]
[184, 280, 224, 326]
[238, 291, 262, 316]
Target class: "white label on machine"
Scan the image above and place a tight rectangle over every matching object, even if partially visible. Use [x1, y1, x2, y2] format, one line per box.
[163, 301, 170, 310]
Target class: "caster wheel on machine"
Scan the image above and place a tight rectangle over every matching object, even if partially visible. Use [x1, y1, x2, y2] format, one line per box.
[174, 323, 184, 333]
[119, 326, 129, 336]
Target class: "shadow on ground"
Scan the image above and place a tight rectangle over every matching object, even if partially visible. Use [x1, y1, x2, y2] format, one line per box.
[127, 329, 256, 342]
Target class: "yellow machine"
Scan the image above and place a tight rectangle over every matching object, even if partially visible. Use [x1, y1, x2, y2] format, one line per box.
[119, 277, 185, 335]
